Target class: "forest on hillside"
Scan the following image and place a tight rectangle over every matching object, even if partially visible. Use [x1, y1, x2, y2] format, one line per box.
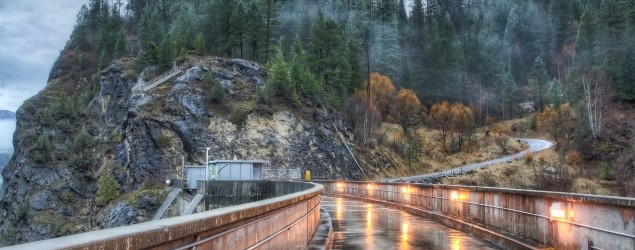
[65, 0, 635, 185]
[71, 0, 635, 121]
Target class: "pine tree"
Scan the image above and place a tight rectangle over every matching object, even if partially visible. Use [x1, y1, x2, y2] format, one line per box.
[194, 32, 206, 55]
[262, 0, 280, 62]
[96, 172, 120, 206]
[530, 57, 549, 111]
[138, 7, 163, 50]
[72, 5, 90, 51]
[597, 0, 626, 83]
[246, 1, 264, 62]
[308, 9, 352, 103]
[229, 2, 247, 58]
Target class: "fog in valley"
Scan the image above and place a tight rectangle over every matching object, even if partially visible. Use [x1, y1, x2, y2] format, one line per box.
[0, 120, 15, 151]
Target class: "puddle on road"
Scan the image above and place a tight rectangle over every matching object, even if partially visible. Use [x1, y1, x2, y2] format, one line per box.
[322, 196, 497, 250]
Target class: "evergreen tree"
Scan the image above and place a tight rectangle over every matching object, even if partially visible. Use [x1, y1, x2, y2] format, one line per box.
[72, 5, 90, 51]
[229, 2, 247, 58]
[194, 32, 206, 55]
[246, 1, 264, 61]
[138, 7, 163, 50]
[530, 57, 549, 111]
[597, 0, 626, 84]
[262, 0, 280, 62]
[289, 36, 324, 100]
[308, 9, 352, 102]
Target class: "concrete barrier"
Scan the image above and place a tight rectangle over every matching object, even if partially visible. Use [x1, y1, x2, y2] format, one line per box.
[317, 181, 635, 250]
[3, 182, 323, 250]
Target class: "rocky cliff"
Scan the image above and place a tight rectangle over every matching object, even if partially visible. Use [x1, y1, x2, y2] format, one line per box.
[0, 57, 362, 244]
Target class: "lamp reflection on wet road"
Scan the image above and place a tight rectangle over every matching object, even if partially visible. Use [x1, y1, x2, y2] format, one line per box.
[336, 197, 343, 221]
[401, 221, 410, 250]
[451, 237, 463, 250]
[322, 196, 496, 249]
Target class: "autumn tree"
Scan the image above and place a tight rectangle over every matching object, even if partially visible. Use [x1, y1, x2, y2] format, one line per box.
[368, 72, 397, 119]
[537, 104, 576, 150]
[429, 101, 452, 152]
[391, 88, 424, 131]
[450, 103, 475, 152]
[491, 124, 512, 153]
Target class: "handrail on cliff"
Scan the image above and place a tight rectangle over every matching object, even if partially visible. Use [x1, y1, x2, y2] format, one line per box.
[142, 64, 182, 92]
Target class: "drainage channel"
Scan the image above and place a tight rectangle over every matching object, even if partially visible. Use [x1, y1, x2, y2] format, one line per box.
[321, 196, 498, 249]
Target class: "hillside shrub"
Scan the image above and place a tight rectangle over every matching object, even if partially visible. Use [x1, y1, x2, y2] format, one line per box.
[525, 151, 534, 164]
[27, 135, 53, 164]
[96, 172, 120, 206]
[209, 81, 226, 104]
[157, 134, 172, 148]
[602, 162, 613, 180]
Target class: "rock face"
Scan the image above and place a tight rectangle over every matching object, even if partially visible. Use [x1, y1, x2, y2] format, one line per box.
[0, 57, 361, 244]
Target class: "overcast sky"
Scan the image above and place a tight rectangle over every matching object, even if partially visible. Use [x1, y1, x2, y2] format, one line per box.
[0, 1, 86, 112]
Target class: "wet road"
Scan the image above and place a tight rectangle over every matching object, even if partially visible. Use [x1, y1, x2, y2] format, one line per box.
[322, 196, 497, 250]
[383, 138, 554, 182]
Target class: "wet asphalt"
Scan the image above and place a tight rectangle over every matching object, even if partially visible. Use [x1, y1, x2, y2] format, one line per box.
[322, 196, 497, 250]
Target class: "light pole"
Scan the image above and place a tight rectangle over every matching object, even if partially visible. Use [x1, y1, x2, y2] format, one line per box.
[205, 147, 210, 180]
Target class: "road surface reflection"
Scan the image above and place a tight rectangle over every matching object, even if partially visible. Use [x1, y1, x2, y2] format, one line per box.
[322, 196, 496, 250]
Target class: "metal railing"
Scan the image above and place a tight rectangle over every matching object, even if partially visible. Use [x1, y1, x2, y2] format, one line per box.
[318, 181, 635, 250]
[263, 168, 301, 180]
[142, 65, 181, 92]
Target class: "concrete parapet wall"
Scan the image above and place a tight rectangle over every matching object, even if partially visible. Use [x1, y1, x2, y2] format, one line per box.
[317, 181, 635, 250]
[3, 182, 323, 250]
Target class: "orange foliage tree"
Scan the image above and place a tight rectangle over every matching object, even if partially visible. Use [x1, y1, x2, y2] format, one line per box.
[491, 124, 512, 153]
[537, 103, 575, 150]
[391, 88, 424, 131]
[429, 101, 452, 152]
[450, 103, 475, 152]
[368, 72, 396, 118]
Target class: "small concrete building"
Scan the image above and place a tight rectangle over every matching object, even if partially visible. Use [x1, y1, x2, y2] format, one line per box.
[185, 160, 269, 189]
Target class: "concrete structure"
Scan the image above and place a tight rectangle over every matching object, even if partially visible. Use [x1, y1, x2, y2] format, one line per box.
[184, 165, 205, 189]
[185, 160, 268, 189]
[197, 180, 315, 210]
[209, 160, 267, 180]
[318, 181, 635, 250]
[3, 182, 323, 250]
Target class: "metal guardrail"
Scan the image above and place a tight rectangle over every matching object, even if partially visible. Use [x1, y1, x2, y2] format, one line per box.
[263, 168, 301, 180]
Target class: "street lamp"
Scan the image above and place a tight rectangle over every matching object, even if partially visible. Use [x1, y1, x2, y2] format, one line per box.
[205, 147, 210, 180]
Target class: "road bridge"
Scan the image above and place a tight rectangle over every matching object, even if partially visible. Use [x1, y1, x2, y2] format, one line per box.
[1, 180, 634, 249]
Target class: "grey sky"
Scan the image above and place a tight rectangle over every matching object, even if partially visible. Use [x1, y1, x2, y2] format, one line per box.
[0, 0, 86, 112]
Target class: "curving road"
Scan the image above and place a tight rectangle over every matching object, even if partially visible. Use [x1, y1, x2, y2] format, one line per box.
[382, 138, 554, 183]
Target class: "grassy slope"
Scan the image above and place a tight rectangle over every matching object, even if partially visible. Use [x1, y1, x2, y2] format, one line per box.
[360, 123, 524, 179]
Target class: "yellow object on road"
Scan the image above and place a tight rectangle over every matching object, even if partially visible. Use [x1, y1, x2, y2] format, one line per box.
[305, 170, 311, 181]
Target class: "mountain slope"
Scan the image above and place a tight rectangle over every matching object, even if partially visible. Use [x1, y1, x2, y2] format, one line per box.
[0, 56, 362, 244]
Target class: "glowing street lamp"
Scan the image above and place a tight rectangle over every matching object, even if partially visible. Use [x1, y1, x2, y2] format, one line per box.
[550, 202, 570, 220]
[450, 190, 459, 201]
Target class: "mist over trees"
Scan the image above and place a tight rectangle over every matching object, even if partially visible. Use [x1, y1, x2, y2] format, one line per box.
[68, 0, 635, 142]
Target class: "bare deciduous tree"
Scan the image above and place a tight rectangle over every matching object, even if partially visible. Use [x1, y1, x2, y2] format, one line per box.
[581, 71, 603, 138]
